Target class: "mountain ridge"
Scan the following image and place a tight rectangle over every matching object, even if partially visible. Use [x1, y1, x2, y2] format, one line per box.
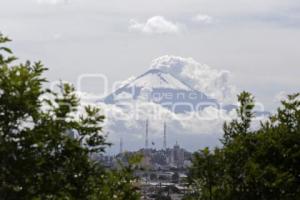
[124, 69, 194, 91]
[102, 69, 221, 113]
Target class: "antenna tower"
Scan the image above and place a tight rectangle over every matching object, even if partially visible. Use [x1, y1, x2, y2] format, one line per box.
[145, 120, 149, 149]
[163, 122, 167, 150]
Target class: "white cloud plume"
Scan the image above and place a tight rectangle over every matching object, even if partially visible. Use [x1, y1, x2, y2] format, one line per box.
[66, 55, 243, 153]
[76, 55, 274, 153]
[78, 56, 241, 153]
[150, 55, 237, 103]
[274, 91, 288, 102]
[73, 92, 265, 153]
[193, 14, 214, 24]
[274, 91, 300, 105]
[129, 16, 180, 34]
[97, 100, 236, 153]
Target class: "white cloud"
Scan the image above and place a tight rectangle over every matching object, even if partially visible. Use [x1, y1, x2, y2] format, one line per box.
[150, 55, 237, 103]
[76, 89, 266, 153]
[274, 91, 288, 102]
[97, 100, 233, 153]
[76, 54, 275, 153]
[129, 16, 180, 34]
[81, 55, 241, 153]
[193, 14, 214, 24]
[274, 91, 300, 103]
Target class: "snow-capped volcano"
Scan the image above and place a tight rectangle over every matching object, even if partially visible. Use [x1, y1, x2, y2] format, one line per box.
[103, 69, 219, 113]
[92, 56, 268, 153]
[126, 69, 192, 91]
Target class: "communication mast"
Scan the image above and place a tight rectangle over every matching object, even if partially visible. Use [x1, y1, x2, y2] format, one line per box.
[145, 120, 149, 149]
[163, 122, 167, 150]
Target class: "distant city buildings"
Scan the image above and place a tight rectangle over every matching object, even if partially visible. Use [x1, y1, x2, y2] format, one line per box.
[92, 121, 194, 199]
[93, 143, 193, 200]
[171, 142, 186, 168]
[96, 142, 192, 170]
[97, 121, 193, 170]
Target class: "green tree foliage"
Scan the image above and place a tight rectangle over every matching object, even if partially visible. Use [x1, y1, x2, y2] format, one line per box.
[222, 91, 255, 144]
[0, 33, 140, 200]
[188, 148, 227, 200]
[187, 91, 300, 200]
[98, 157, 141, 200]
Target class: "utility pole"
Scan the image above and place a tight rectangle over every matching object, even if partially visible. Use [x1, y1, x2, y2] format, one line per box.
[163, 122, 167, 150]
[145, 120, 149, 149]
